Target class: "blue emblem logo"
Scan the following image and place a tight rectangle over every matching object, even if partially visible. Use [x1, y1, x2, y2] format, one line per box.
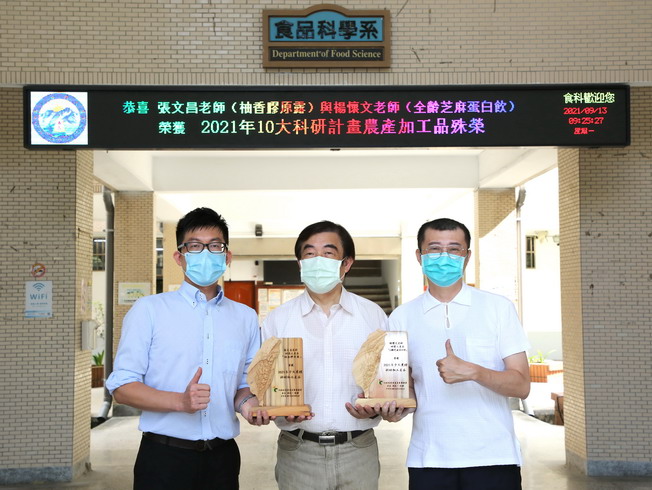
[32, 93, 87, 144]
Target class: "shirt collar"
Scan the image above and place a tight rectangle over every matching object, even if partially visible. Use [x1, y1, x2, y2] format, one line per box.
[338, 287, 356, 314]
[178, 280, 224, 308]
[421, 282, 472, 313]
[299, 286, 354, 316]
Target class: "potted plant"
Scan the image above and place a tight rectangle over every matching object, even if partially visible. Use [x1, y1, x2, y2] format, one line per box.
[528, 350, 563, 383]
[91, 350, 105, 388]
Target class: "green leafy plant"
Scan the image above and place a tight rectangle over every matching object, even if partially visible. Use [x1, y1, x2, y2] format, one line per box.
[92, 350, 105, 366]
[528, 349, 555, 364]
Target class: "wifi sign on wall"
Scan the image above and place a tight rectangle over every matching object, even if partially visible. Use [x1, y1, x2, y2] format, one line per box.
[25, 281, 53, 318]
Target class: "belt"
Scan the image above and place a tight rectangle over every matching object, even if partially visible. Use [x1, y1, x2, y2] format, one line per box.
[286, 429, 369, 446]
[143, 432, 228, 451]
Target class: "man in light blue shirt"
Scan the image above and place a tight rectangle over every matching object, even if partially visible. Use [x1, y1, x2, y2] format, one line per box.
[106, 207, 270, 490]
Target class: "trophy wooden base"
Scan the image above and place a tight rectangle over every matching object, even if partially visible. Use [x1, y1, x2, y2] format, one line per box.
[355, 398, 417, 408]
[251, 404, 312, 417]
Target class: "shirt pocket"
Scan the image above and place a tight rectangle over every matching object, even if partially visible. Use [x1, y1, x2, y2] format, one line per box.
[465, 337, 501, 370]
[214, 340, 246, 389]
[216, 339, 247, 366]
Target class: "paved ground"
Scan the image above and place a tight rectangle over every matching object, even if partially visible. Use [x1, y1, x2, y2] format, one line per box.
[2, 376, 652, 489]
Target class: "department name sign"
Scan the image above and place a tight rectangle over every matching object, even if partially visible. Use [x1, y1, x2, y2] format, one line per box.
[24, 84, 630, 149]
[263, 5, 390, 68]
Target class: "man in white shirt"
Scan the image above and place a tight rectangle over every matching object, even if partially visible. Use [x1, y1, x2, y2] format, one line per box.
[385, 218, 530, 490]
[262, 220, 388, 490]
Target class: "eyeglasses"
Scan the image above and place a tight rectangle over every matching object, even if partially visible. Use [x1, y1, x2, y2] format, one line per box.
[421, 246, 468, 257]
[178, 241, 228, 254]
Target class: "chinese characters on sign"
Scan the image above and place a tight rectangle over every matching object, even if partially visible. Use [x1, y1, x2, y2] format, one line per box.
[272, 16, 381, 41]
[263, 5, 391, 68]
[120, 96, 516, 138]
[117, 282, 151, 305]
[24, 85, 630, 149]
[563, 91, 615, 135]
[370, 332, 411, 399]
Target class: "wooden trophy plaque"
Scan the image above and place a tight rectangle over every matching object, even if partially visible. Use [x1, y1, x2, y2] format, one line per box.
[247, 337, 312, 417]
[353, 330, 417, 408]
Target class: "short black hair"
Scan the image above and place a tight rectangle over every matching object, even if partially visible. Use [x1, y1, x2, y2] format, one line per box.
[417, 218, 471, 250]
[176, 207, 229, 246]
[294, 221, 355, 260]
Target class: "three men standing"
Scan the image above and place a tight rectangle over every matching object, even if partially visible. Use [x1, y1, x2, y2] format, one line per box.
[107, 209, 528, 490]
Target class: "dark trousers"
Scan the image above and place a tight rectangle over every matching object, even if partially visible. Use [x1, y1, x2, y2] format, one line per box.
[133, 435, 240, 490]
[409, 465, 522, 490]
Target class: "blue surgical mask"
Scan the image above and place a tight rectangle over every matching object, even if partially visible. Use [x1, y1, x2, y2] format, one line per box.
[300, 256, 344, 294]
[184, 250, 227, 287]
[421, 253, 465, 287]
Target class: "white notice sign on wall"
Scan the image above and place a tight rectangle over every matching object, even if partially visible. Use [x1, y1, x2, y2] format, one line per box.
[25, 281, 53, 318]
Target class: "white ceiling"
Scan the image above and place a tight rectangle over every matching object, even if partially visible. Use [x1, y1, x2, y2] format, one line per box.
[93, 148, 558, 237]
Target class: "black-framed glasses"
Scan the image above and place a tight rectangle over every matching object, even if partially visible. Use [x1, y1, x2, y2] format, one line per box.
[178, 241, 228, 254]
[421, 245, 468, 256]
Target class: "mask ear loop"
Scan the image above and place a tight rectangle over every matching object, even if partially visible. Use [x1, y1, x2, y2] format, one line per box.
[340, 257, 349, 282]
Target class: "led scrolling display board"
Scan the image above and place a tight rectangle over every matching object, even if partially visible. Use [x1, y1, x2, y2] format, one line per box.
[25, 85, 630, 149]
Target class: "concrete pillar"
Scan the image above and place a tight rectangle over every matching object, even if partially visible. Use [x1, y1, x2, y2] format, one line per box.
[473, 188, 518, 304]
[162, 221, 184, 292]
[400, 221, 425, 304]
[558, 87, 652, 476]
[0, 88, 94, 483]
[113, 192, 156, 354]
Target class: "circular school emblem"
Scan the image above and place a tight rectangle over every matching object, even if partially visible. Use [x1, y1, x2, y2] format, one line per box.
[31, 93, 87, 144]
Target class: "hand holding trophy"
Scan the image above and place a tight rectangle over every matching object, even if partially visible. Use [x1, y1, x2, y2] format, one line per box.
[352, 330, 417, 409]
[247, 336, 312, 417]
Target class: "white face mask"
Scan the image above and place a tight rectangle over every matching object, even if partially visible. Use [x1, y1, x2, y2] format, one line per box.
[300, 256, 344, 294]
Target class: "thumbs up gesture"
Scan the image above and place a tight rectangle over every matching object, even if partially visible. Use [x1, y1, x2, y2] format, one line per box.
[182, 367, 211, 413]
[436, 339, 475, 384]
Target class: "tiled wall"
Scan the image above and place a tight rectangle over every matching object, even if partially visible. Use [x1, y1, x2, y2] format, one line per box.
[560, 87, 652, 475]
[474, 188, 518, 303]
[113, 192, 156, 354]
[0, 88, 93, 482]
[73, 150, 94, 473]
[0, 1, 650, 86]
[579, 87, 651, 474]
[163, 222, 185, 293]
[558, 148, 587, 466]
